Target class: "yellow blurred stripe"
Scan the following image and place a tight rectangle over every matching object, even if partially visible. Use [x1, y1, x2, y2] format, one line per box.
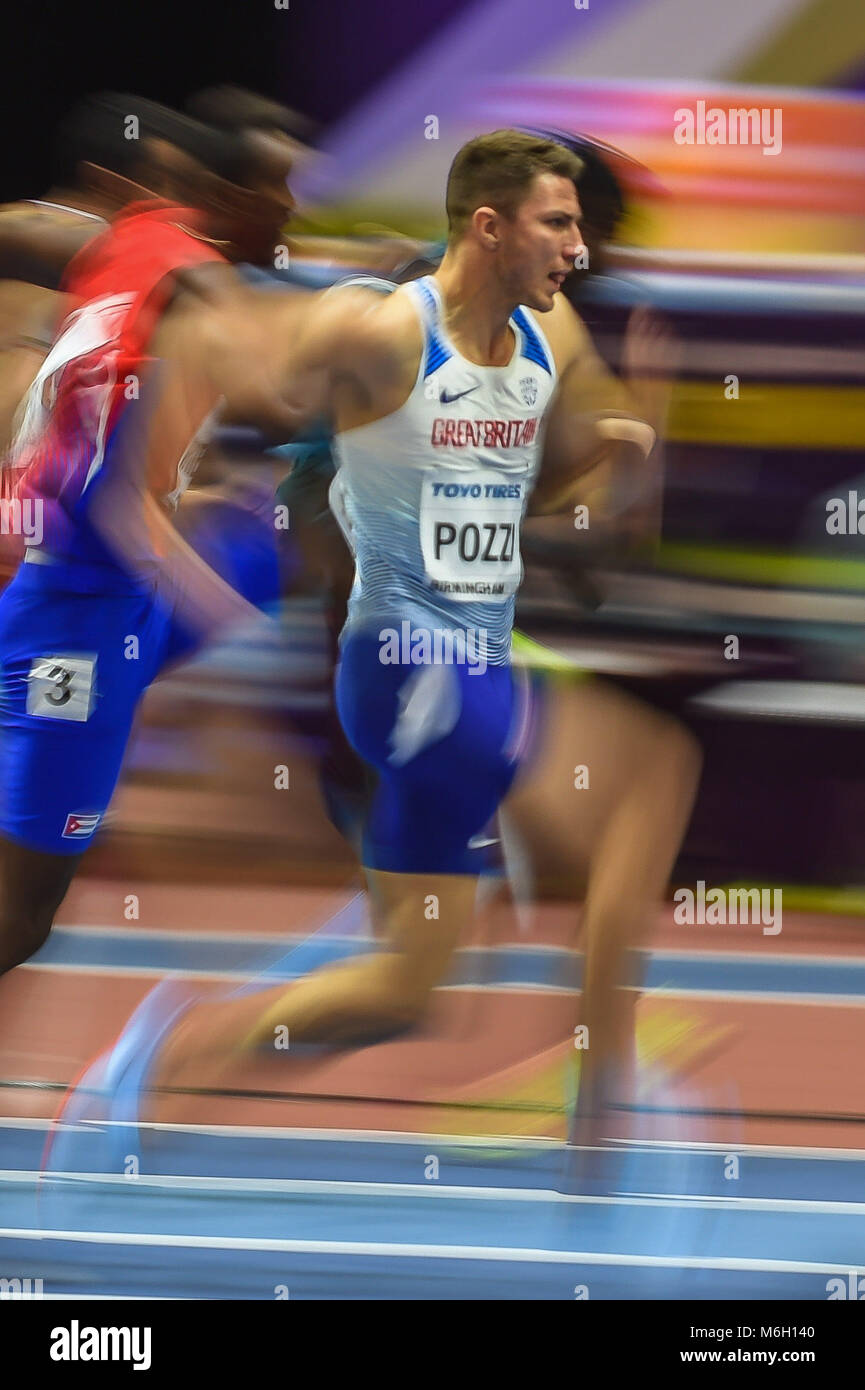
[668, 381, 865, 449]
[511, 631, 589, 675]
[736, 0, 865, 88]
[658, 541, 865, 591]
[437, 1000, 734, 1146]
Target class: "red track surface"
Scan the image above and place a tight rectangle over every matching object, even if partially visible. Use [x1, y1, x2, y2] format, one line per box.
[2, 876, 864, 1151]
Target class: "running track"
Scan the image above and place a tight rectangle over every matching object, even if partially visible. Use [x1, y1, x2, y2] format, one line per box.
[1, 879, 864, 1299]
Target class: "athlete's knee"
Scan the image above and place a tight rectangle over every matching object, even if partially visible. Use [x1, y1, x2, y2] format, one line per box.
[653, 715, 702, 795]
[0, 905, 53, 973]
[627, 715, 702, 841]
[375, 994, 428, 1035]
[328, 983, 427, 1045]
[377, 968, 434, 1031]
[356, 952, 438, 1035]
[0, 842, 76, 975]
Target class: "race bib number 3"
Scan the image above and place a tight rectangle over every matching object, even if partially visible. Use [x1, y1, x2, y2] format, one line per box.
[27, 655, 96, 722]
[419, 469, 526, 603]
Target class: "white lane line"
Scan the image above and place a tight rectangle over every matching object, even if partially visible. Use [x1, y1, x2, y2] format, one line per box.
[8, 1169, 865, 1217]
[15, 962, 865, 1005]
[49, 926, 363, 945]
[0, 1226, 853, 1273]
[38, 1293, 183, 1300]
[444, 984, 865, 1006]
[608, 1136, 865, 1161]
[651, 948, 865, 968]
[0, 1116, 563, 1148]
[11, 1170, 581, 1203]
[44, 928, 865, 971]
[5, 1117, 865, 1162]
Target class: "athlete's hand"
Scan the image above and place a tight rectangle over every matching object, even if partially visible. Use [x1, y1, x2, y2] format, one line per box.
[622, 305, 680, 435]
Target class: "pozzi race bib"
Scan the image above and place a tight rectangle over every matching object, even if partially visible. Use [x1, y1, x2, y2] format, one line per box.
[419, 468, 527, 602]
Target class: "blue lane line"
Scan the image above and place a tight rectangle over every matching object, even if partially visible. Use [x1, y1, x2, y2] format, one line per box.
[0, 1237, 841, 1300]
[2, 1128, 862, 1299]
[25, 931, 865, 997]
[16, 1181, 865, 1268]
[6, 1126, 865, 1202]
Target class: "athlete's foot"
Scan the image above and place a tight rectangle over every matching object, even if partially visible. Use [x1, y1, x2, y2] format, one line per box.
[42, 978, 207, 1193]
[146, 993, 265, 1123]
[561, 1111, 621, 1197]
[560, 1063, 625, 1196]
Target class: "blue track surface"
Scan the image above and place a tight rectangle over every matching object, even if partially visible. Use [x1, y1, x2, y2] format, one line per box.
[2, 1123, 863, 1299]
[4, 897, 863, 1299]
[24, 928, 865, 998]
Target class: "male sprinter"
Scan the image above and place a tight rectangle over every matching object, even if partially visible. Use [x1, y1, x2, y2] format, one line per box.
[145, 132, 663, 1126]
[0, 94, 183, 482]
[0, 95, 299, 977]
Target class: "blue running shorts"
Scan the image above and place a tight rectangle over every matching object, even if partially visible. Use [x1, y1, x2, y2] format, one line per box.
[335, 627, 535, 875]
[0, 494, 282, 855]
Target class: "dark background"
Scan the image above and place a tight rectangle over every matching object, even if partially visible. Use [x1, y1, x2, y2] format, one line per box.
[1, 0, 471, 200]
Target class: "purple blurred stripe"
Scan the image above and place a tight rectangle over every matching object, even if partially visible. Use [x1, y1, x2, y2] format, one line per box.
[294, 0, 643, 203]
[834, 51, 865, 94]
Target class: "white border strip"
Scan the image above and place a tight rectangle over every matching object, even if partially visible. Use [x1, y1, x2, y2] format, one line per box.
[6, 1118, 865, 1162]
[0, 1226, 853, 1273]
[11, 1168, 865, 1217]
[15, 963, 865, 1005]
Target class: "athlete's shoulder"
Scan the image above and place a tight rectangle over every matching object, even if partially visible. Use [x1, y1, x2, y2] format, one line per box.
[348, 283, 423, 389]
[0, 201, 95, 226]
[68, 205, 227, 306]
[289, 279, 422, 378]
[327, 277, 419, 327]
[0, 204, 104, 289]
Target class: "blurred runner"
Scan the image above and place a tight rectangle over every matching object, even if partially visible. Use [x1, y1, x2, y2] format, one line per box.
[502, 131, 702, 1140]
[181, 86, 427, 839]
[147, 132, 669, 1136]
[0, 93, 300, 977]
[0, 95, 180, 549]
[265, 135, 701, 1141]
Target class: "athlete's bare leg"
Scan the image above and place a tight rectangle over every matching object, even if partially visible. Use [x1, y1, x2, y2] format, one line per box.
[503, 676, 702, 1130]
[151, 870, 476, 1092]
[0, 837, 82, 976]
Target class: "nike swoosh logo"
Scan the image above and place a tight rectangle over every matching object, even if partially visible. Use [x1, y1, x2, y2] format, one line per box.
[439, 385, 480, 404]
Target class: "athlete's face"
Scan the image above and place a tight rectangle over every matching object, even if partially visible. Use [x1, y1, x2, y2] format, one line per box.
[496, 173, 581, 312]
[228, 129, 298, 266]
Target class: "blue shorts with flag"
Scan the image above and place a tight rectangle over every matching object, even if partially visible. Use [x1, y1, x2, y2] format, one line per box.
[0, 494, 282, 856]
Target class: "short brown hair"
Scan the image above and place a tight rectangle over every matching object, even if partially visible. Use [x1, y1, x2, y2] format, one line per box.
[445, 130, 583, 240]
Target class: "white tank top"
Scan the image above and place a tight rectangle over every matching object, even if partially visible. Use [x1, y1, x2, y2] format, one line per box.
[331, 275, 557, 665]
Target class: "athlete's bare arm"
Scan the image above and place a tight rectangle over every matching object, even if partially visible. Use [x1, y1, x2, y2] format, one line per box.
[530, 293, 658, 518]
[151, 273, 319, 433]
[84, 305, 273, 642]
[0, 206, 104, 290]
[75, 273, 306, 637]
[290, 231, 429, 278]
[106, 282, 417, 636]
[0, 281, 69, 455]
[265, 283, 423, 432]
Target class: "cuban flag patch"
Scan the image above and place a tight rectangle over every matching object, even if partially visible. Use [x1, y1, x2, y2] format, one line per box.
[62, 812, 101, 839]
